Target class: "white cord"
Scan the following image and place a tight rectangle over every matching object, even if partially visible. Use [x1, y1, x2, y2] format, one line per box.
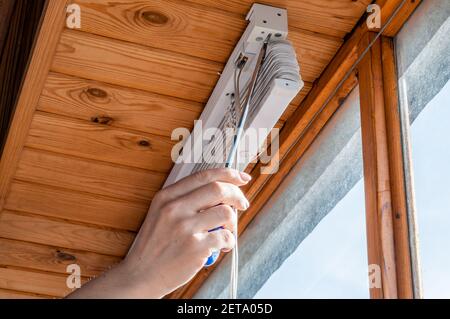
[227, 35, 270, 299]
[230, 148, 239, 299]
[230, 208, 239, 299]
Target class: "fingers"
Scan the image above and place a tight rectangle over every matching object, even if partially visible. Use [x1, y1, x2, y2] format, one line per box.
[204, 229, 236, 253]
[157, 168, 251, 206]
[191, 205, 237, 232]
[178, 181, 249, 213]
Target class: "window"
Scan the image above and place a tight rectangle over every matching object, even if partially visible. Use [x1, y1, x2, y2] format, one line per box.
[254, 88, 369, 298]
[409, 79, 450, 298]
[255, 180, 368, 298]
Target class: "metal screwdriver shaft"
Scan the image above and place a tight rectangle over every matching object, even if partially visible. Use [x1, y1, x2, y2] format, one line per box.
[225, 35, 271, 299]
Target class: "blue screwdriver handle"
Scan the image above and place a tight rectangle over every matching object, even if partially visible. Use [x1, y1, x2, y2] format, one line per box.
[204, 226, 223, 266]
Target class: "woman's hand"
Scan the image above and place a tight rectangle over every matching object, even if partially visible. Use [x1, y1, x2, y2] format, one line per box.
[67, 168, 250, 298]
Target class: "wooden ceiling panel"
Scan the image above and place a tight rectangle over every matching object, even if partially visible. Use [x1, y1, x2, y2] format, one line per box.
[15, 148, 164, 203]
[57, 9, 342, 87]
[0, 288, 46, 299]
[0, 267, 79, 298]
[288, 31, 342, 83]
[26, 112, 174, 173]
[185, 0, 371, 38]
[0, 211, 134, 256]
[0, 238, 120, 277]
[39, 72, 203, 137]
[5, 181, 147, 231]
[52, 30, 222, 103]
[70, 0, 344, 75]
[73, 0, 245, 63]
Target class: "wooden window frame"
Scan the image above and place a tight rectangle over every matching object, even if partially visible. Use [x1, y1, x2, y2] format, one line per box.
[357, 33, 415, 298]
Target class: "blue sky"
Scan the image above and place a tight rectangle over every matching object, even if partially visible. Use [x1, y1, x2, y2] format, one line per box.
[255, 79, 450, 299]
[411, 79, 450, 298]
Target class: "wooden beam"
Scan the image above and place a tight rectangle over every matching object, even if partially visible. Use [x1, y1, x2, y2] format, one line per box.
[0, 0, 69, 212]
[170, 0, 421, 299]
[382, 0, 422, 37]
[381, 36, 414, 298]
[357, 32, 417, 299]
[358, 32, 397, 299]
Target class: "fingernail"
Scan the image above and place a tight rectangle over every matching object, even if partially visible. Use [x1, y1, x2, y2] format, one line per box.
[240, 199, 250, 210]
[240, 172, 252, 182]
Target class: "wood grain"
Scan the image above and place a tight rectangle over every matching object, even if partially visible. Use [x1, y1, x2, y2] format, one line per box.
[51, 28, 339, 103]
[0, 237, 120, 277]
[52, 29, 221, 103]
[16, 147, 164, 202]
[0, 211, 135, 256]
[73, 0, 244, 63]
[378, 0, 422, 37]
[288, 30, 343, 84]
[26, 112, 174, 173]
[0, 0, 69, 212]
[185, 0, 371, 38]
[38, 72, 203, 137]
[0, 267, 82, 297]
[0, 288, 47, 299]
[358, 32, 397, 299]
[71, 0, 342, 79]
[5, 180, 148, 231]
[381, 36, 413, 298]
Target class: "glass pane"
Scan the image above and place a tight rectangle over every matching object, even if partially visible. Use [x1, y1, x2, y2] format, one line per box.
[410, 79, 450, 298]
[254, 88, 369, 299]
[255, 180, 368, 298]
